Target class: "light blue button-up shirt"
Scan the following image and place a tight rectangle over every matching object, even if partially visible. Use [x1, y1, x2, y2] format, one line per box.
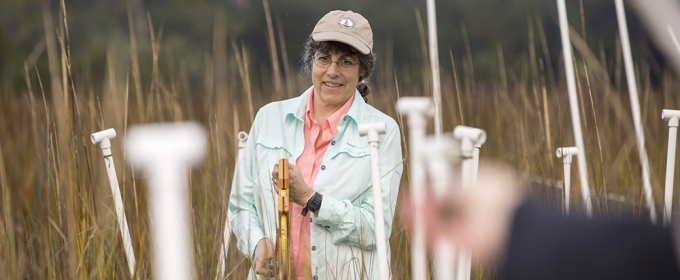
[229, 87, 403, 279]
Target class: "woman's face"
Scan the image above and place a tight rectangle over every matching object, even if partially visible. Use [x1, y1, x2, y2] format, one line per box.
[312, 50, 362, 109]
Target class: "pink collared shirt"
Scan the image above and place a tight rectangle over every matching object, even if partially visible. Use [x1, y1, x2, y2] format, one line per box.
[289, 89, 355, 279]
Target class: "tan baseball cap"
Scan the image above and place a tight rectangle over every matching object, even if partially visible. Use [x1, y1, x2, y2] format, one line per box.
[311, 10, 373, 54]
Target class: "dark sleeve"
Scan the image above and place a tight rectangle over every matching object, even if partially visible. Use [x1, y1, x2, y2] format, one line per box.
[498, 201, 680, 280]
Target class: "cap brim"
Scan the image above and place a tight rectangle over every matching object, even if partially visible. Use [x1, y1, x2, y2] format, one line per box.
[312, 31, 370, 55]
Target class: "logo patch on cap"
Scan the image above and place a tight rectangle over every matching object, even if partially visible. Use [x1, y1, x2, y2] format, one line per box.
[337, 17, 355, 29]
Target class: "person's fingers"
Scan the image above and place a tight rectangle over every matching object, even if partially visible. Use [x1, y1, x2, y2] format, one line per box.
[266, 258, 279, 277]
[254, 256, 275, 275]
[271, 164, 278, 179]
[255, 263, 269, 275]
[271, 164, 280, 194]
[255, 257, 278, 278]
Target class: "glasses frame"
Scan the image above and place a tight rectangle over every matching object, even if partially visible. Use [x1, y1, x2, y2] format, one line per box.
[313, 54, 360, 70]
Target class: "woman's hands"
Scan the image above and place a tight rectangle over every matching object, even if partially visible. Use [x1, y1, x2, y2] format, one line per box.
[271, 163, 316, 206]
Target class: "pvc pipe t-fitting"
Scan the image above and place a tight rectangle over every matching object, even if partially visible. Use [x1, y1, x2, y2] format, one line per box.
[453, 126, 487, 158]
[126, 123, 207, 167]
[556, 147, 578, 164]
[453, 126, 487, 147]
[662, 109, 680, 127]
[125, 122, 206, 280]
[237, 131, 248, 148]
[396, 97, 433, 127]
[396, 97, 433, 115]
[91, 128, 117, 148]
[358, 122, 387, 142]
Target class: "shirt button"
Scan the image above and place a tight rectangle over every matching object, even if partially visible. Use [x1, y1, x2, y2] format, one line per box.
[320, 165, 326, 170]
[343, 116, 347, 121]
[312, 246, 316, 251]
[313, 276, 318, 280]
[331, 140, 336, 145]
[310, 218, 313, 222]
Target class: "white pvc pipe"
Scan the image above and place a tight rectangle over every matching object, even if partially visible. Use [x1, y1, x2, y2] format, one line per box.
[615, 0, 657, 224]
[126, 122, 207, 280]
[396, 97, 433, 280]
[91, 128, 136, 277]
[556, 147, 579, 216]
[422, 136, 457, 280]
[453, 126, 486, 161]
[663, 110, 680, 226]
[557, 0, 594, 217]
[564, 162, 571, 215]
[453, 126, 486, 280]
[215, 131, 248, 280]
[426, 0, 443, 139]
[669, 26, 680, 57]
[358, 122, 389, 280]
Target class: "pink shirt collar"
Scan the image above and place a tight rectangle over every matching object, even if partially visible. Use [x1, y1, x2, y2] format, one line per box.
[304, 88, 355, 136]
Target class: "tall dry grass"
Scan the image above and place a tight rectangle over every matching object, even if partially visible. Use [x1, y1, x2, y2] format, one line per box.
[1, 1, 679, 279]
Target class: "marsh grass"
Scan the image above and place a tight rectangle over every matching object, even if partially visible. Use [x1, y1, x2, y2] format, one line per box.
[1, 1, 679, 279]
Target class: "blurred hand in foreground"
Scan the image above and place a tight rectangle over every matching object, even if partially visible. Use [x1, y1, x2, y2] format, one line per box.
[400, 161, 525, 264]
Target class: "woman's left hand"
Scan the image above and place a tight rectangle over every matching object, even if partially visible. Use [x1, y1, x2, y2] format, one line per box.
[271, 163, 315, 206]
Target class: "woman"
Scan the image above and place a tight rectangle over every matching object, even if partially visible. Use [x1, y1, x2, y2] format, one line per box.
[229, 10, 403, 279]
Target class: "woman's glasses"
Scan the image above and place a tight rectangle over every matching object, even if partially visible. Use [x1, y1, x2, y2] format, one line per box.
[314, 55, 359, 70]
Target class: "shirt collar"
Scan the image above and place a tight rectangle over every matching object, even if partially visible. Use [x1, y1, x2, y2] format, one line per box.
[291, 86, 365, 125]
[304, 88, 355, 137]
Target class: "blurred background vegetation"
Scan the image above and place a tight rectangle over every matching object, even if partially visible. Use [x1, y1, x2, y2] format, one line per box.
[0, 0, 664, 94]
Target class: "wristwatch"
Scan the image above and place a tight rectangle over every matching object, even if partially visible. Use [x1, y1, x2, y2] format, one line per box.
[302, 192, 323, 216]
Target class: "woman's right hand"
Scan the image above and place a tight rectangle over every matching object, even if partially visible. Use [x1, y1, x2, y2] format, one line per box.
[271, 162, 315, 206]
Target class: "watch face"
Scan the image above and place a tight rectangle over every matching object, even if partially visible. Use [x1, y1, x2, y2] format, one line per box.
[307, 192, 323, 211]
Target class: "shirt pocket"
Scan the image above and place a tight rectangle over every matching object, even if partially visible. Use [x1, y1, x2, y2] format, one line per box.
[335, 141, 370, 159]
[333, 142, 370, 158]
[255, 135, 294, 156]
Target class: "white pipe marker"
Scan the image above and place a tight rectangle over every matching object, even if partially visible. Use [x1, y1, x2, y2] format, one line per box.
[426, 0, 443, 139]
[615, 0, 658, 224]
[397, 97, 433, 280]
[91, 128, 136, 277]
[215, 131, 248, 280]
[358, 122, 389, 280]
[422, 135, 459, 280]
[557, 0, 594, 217]
[556, 147, 579, 216]
[126, 122, 207, 280]
[663, 110, 680, 226]
[453, 125, 486, 280]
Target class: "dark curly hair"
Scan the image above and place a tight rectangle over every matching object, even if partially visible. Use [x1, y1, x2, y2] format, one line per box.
[301, 36, 376, 103]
